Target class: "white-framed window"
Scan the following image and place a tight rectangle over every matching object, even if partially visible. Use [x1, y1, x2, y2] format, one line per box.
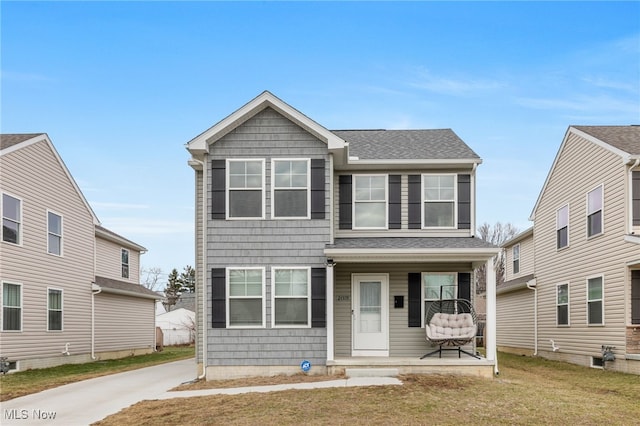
[423, 174, 456, 228]
[227, 267, 265, 327]
[422, 272, 456, 326]
[47, 210, 63, 256]
[556, 204, 569, 249]
[587, 185, 603, 238]
[2, 193, 22, 245]
[556, 283, 569, 326]
[271, 159, 310, 219]
[353, 175, 387, 229]
[47, 288, 63, 331]
[512, 244, 520, 274]
[227, 159, 265, 219]
[272, 267, 311, 328]
[587, 275, 604, 325]
[2, 282, 22, 331]
[121, 249, 129, 279]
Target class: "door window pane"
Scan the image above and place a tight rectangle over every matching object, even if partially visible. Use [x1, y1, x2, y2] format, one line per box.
[359, 281, 381, 333]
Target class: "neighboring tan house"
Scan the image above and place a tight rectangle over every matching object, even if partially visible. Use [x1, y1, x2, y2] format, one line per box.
[186, 91, 500, 380]
[0, 133, 158, 371]
[498, 126, 640, 374]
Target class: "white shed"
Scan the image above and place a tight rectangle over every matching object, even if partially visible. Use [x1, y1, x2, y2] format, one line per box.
[155, 308, 195, 346]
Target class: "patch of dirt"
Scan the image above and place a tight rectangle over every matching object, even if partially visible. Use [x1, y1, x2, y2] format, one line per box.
[172, 372, 347, 391]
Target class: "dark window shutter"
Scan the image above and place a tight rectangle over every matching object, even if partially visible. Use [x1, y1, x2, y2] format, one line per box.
[458, 272, 471, 301]
[633, 171, 640, 226]
[632, 270, 640, 324]
[408, 272, 422, 327]
[211, 160, 226, 220]
[388, 175, 401, 229]
[339, 175, 352, 229]
[458, 174, 471, 230]
[211, 268, 226, 328]
[311, 159, 325, 219]
[408, 175, 421, 229]
[311, 268, 327, 328]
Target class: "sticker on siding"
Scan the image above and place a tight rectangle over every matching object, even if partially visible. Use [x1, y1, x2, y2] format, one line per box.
[300, 360, 311, 373]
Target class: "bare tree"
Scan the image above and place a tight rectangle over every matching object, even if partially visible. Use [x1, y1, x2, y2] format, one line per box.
[140, 266, 164, 291]
[475, 222, 520, 293]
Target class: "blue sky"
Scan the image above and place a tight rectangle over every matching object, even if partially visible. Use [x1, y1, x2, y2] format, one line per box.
[2, 1, 639, 281]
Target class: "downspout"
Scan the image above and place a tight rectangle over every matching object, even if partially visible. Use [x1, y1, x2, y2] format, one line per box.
[526, 278, 538, 355]
[91, 283, 102, 360]
[192, 157, 208, 380]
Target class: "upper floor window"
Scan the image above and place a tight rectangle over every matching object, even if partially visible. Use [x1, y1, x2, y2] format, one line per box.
[587, 185, 603, 238]
[227, 159, 264, 219]
[227, 267, 264, 327]
[556, 283, 569, 326]
[272, 159, 309, 219]
[354, 175, 387, 229]
[512, 244, 520, 274]
[121, 249, 129, 279]
[272, 267, 310, 327]
[2, 282, 22, 331]
[423, 174, 456, 228]
[2, 193, 21, 245]
[47, 211, 63, 256]
[587, 275, 604, 325]
[47, 288, 63, 331]
[556, 205, 569, 249]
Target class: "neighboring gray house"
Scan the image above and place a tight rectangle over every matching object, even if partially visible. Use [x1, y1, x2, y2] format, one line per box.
[498, 126, 640, 374]
[0, 133, 158, 371]
[186, 91, 500, 380]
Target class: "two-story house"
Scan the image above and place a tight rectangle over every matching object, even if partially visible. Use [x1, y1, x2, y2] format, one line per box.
[186, 91, 500, 380]
[498, 126, 640, 374]
[0, 133, 158, 371]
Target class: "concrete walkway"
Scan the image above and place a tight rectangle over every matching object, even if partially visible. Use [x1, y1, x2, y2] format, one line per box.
[1, 359, 402, 425]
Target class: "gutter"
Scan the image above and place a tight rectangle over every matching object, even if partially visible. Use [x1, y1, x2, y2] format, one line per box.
[526, 278, 538, 355]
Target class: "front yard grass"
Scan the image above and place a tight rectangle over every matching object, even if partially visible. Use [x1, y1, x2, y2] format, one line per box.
[0, 345, 194, 401]
[95, 352, 640, 425]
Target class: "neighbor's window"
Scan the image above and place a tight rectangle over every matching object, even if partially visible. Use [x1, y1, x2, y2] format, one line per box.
[47, 288, 63, 331]
[121, 249, 129, 279]
[587, 276, 604, 325]
[228, 268, 264, 327]
[2, 282, 22, 331]
[273, 268, 310, 327]
[47, 211, 63, 256]
[556, 283, 569, 326]
[423, 273, 456, 325]
[513, 244, 520, 274]
[2, 193, 21, 245]
[272, 159, 309, 218]
[556, 205, 569, 249]
[423, 174, 456, 228]
[587, 185, 603, 237]
[227, 159, 264, 219]
[353, 175, 387, 229]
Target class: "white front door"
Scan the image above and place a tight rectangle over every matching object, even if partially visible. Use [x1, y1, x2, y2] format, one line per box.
[352, 274, 389, 356]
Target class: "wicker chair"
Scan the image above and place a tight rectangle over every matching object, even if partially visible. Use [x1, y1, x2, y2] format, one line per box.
[421, 298, 480, 359]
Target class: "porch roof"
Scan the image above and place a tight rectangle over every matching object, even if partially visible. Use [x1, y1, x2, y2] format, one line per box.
[325, 237, 499, 264]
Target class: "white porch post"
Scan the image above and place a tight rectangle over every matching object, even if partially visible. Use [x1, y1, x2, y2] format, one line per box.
[485, 257, 498, 374]
[326, 263, 335, 362]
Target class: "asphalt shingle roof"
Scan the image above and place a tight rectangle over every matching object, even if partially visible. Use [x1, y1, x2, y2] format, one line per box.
[331, 129, 480, 160]
[95, 276, 159, 299]
[0, 133, 44, 150]
[326, 237, 497, 250]
[573, 125, 640, 156]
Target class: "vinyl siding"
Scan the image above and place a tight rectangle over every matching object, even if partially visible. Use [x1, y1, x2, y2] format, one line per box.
[334, 263, 475, 358]
[533, 132, 637, 362]
[204, 107, 330, 366]
[0, 139, 95, 360]
[95, 237, 141, 283]
[194, 168, 204, 363]
[504, 233, 534, 281]
[94, 292, 155, 352]
[496, 288, 535, 351]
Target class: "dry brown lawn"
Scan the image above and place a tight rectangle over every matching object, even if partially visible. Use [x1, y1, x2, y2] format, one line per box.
[94, 353, 640, 425]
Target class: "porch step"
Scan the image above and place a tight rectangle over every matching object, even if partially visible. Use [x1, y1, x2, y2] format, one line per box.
[345, 368, 399, 378]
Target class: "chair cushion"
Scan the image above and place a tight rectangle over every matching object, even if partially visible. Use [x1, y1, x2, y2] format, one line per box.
[427, 313, 476, 340]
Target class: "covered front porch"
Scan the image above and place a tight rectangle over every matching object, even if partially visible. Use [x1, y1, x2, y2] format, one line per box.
[324, 237, 500, 377]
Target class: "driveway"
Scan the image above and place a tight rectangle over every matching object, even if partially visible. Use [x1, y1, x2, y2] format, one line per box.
[1, 358, 196, 425]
